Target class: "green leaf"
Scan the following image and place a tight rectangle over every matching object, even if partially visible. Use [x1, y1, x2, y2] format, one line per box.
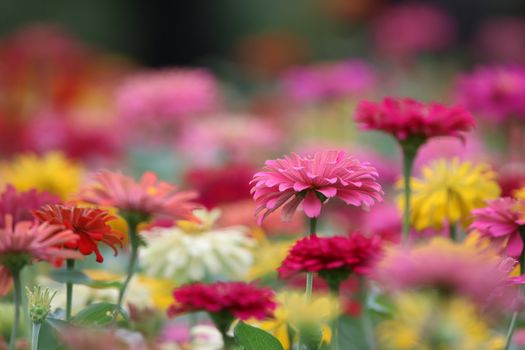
[49, 269, 121, 289]
[297, 322, 323, 350]
[38, 319, 68, 350]
[71, 302, 127, 327]
[234, 321, 284, 350]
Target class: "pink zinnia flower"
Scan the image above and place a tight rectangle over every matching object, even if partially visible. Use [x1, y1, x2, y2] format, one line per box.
[116, 69, 220, 126]
[470, 197, 525, 258]
[455, 66, 525, 122]
[0, 215, 81, 295]
[167, 281, 276, 321]
[281, 60, 377, 103]
[250, 150, 383, 224]
[278, 233, 382, 279]
[80, 170, 198, 221]
[374, 237, 515, 306]
[355, 97, 475, 142]
[0, 185, 60, 227]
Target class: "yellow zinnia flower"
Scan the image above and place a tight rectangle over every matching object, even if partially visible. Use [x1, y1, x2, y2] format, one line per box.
[377, 292, 504, 350]
[0, 152, 83, 200]
[247, 239, 294, 281]
[249, 291, 338, 350]
[398, 158, 500, 230]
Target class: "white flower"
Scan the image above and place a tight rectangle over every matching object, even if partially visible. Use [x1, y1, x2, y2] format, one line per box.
[191, 325, 223, 350]
[141, 208, 255, 283]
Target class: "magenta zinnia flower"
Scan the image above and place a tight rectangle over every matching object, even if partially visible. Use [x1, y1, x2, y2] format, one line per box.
[250, 150, 383, 224]
[355, 97, 475, 142]
[470, 197, 525, 258]
[167, 281, 276, 321]
[0, 185, 60, 227]
[80, 170, 198, 221]
[278, 233, 382, 279]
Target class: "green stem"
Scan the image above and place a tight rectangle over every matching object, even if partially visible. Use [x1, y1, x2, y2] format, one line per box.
[8, 268, 22, 350]
[401, 147, 416, 242]
[504, 311, 518, 350]
[449, 223, 457, 241]
[65, 259, 75, 320]
[328, 284, 341, 350]
[305, 217, 318, 301]
[118, 220, 140, 307]
[358, 278, 375, 350]
[31, 322, 41, 350]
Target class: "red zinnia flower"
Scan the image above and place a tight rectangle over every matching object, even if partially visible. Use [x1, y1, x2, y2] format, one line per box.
[251, 150, 383, 224]
[0, 185, 60, 227]
[167, 281, 276, 321]
[278, 233, 382, 279]
[33, 205, 123, 263]
[355, 97, 475, 142]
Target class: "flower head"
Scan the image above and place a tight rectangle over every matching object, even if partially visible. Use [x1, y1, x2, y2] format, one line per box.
[33, 205, 123, 263]
[470, 197, 525, 258]
[141, 208, 255, 283]
[355, 97, 475, 142]
[374, 237, 514, 306]
[0, 185, 60, 228]
[80, 170, 198, 222]
[26, 285, 57, 324]
[167, 281, 276, 321]
[278, 234, 382, 282]
[399, 158, 500, 230]
[0, 152, 83, 200]
[251, 150, 383, 224]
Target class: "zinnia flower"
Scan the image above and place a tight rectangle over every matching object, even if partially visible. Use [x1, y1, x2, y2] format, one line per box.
[470, 197, 525, 258]
[141, 208, 255, 283]
[278, 234, 382, 285]
[167, 281, 276, 322]
[33, 205, 123, 263]
[251, 150, 383, 224]
[0, 185, 60, 228]
[80, 170, 198, 222]
[355, 97, 475, 142]
[374, 237, 514, 306]
[0, 152, 83, 200]
[399, 158, 500, 230]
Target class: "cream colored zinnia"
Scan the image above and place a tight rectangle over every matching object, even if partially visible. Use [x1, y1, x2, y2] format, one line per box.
[141, 208, 255, 283]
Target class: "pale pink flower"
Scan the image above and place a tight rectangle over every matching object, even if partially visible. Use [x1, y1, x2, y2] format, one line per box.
[470, 197, 525, 258]
[80, 170, 198, 221]
[250, 150, 383, 224]
[116, 69, 220, 125]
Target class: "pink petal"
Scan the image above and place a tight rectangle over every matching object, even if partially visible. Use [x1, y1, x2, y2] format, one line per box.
[302, 191, 322, 218]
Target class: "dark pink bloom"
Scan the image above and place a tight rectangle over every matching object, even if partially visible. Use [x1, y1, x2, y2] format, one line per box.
[281, 60, 377, 103]
[455, 66, 525, 121]
[0, 185, 60, 228]
[278, 233, 382, 279]
[372, 3, 455, 60]
[250, 150, 383, 224]
[470, 197, 525, 258]
[474, 17, 525, 65]
[167, 282, 276, 321]
[355, 97, 475, 141]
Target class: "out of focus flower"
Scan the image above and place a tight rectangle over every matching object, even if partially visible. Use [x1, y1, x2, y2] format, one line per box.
[278, 234, 382, 290]
[0, 216, 81, 295]
[0, 185, 60, 228]
[374, 237, 514, 306]
[247, 240, 293, 280]
[470, 197, 525, 258]
[184, 163, 254, 208]
[80, 170, 198, 222]
[33, 205, 123, 263]
[249, 291, 337, 350]
[355, 97, 475, 142]
[377, 292, 504, 350]
[372, 3, 455, 60]
[455, 66, 525, 121]
[167, 281, 276, 322]
[281, 60, 377, 104]
[517, 187, 525, 200]
[141, 208, 255, 283]
[474, 17, 525, 65]
[177, 115, 282, 165]
[399, 158, 500, 230]
[58, 327, 132, 350]
[497, 163, 525, 197]
[361, 203, 402, 244]
[251, 150, 383, 223]
[26, 285, 56, 324]
[191, 325, 223, 350]
[116, 69, 220, 127]
[0, 152, 83, 200]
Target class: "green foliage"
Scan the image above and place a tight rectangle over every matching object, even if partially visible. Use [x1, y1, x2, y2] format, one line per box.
[297, 322, 323, 350]
[71, 302, 127, 327]
[234, 321, 284, 350]
[49, 269, 122, 289]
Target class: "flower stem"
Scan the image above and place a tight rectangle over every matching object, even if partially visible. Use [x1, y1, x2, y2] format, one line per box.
[118, 219, 140, 307]
[328, 284, 341, 350]
[401, 142, 419, 242]
[31, 322, 41, 350]
[358, 277, 375, 350]
[305, 217, 318, 301]
[449, 223, 457, 241]
[65, 259, 75, 320]
[9, 268, 22, 350]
